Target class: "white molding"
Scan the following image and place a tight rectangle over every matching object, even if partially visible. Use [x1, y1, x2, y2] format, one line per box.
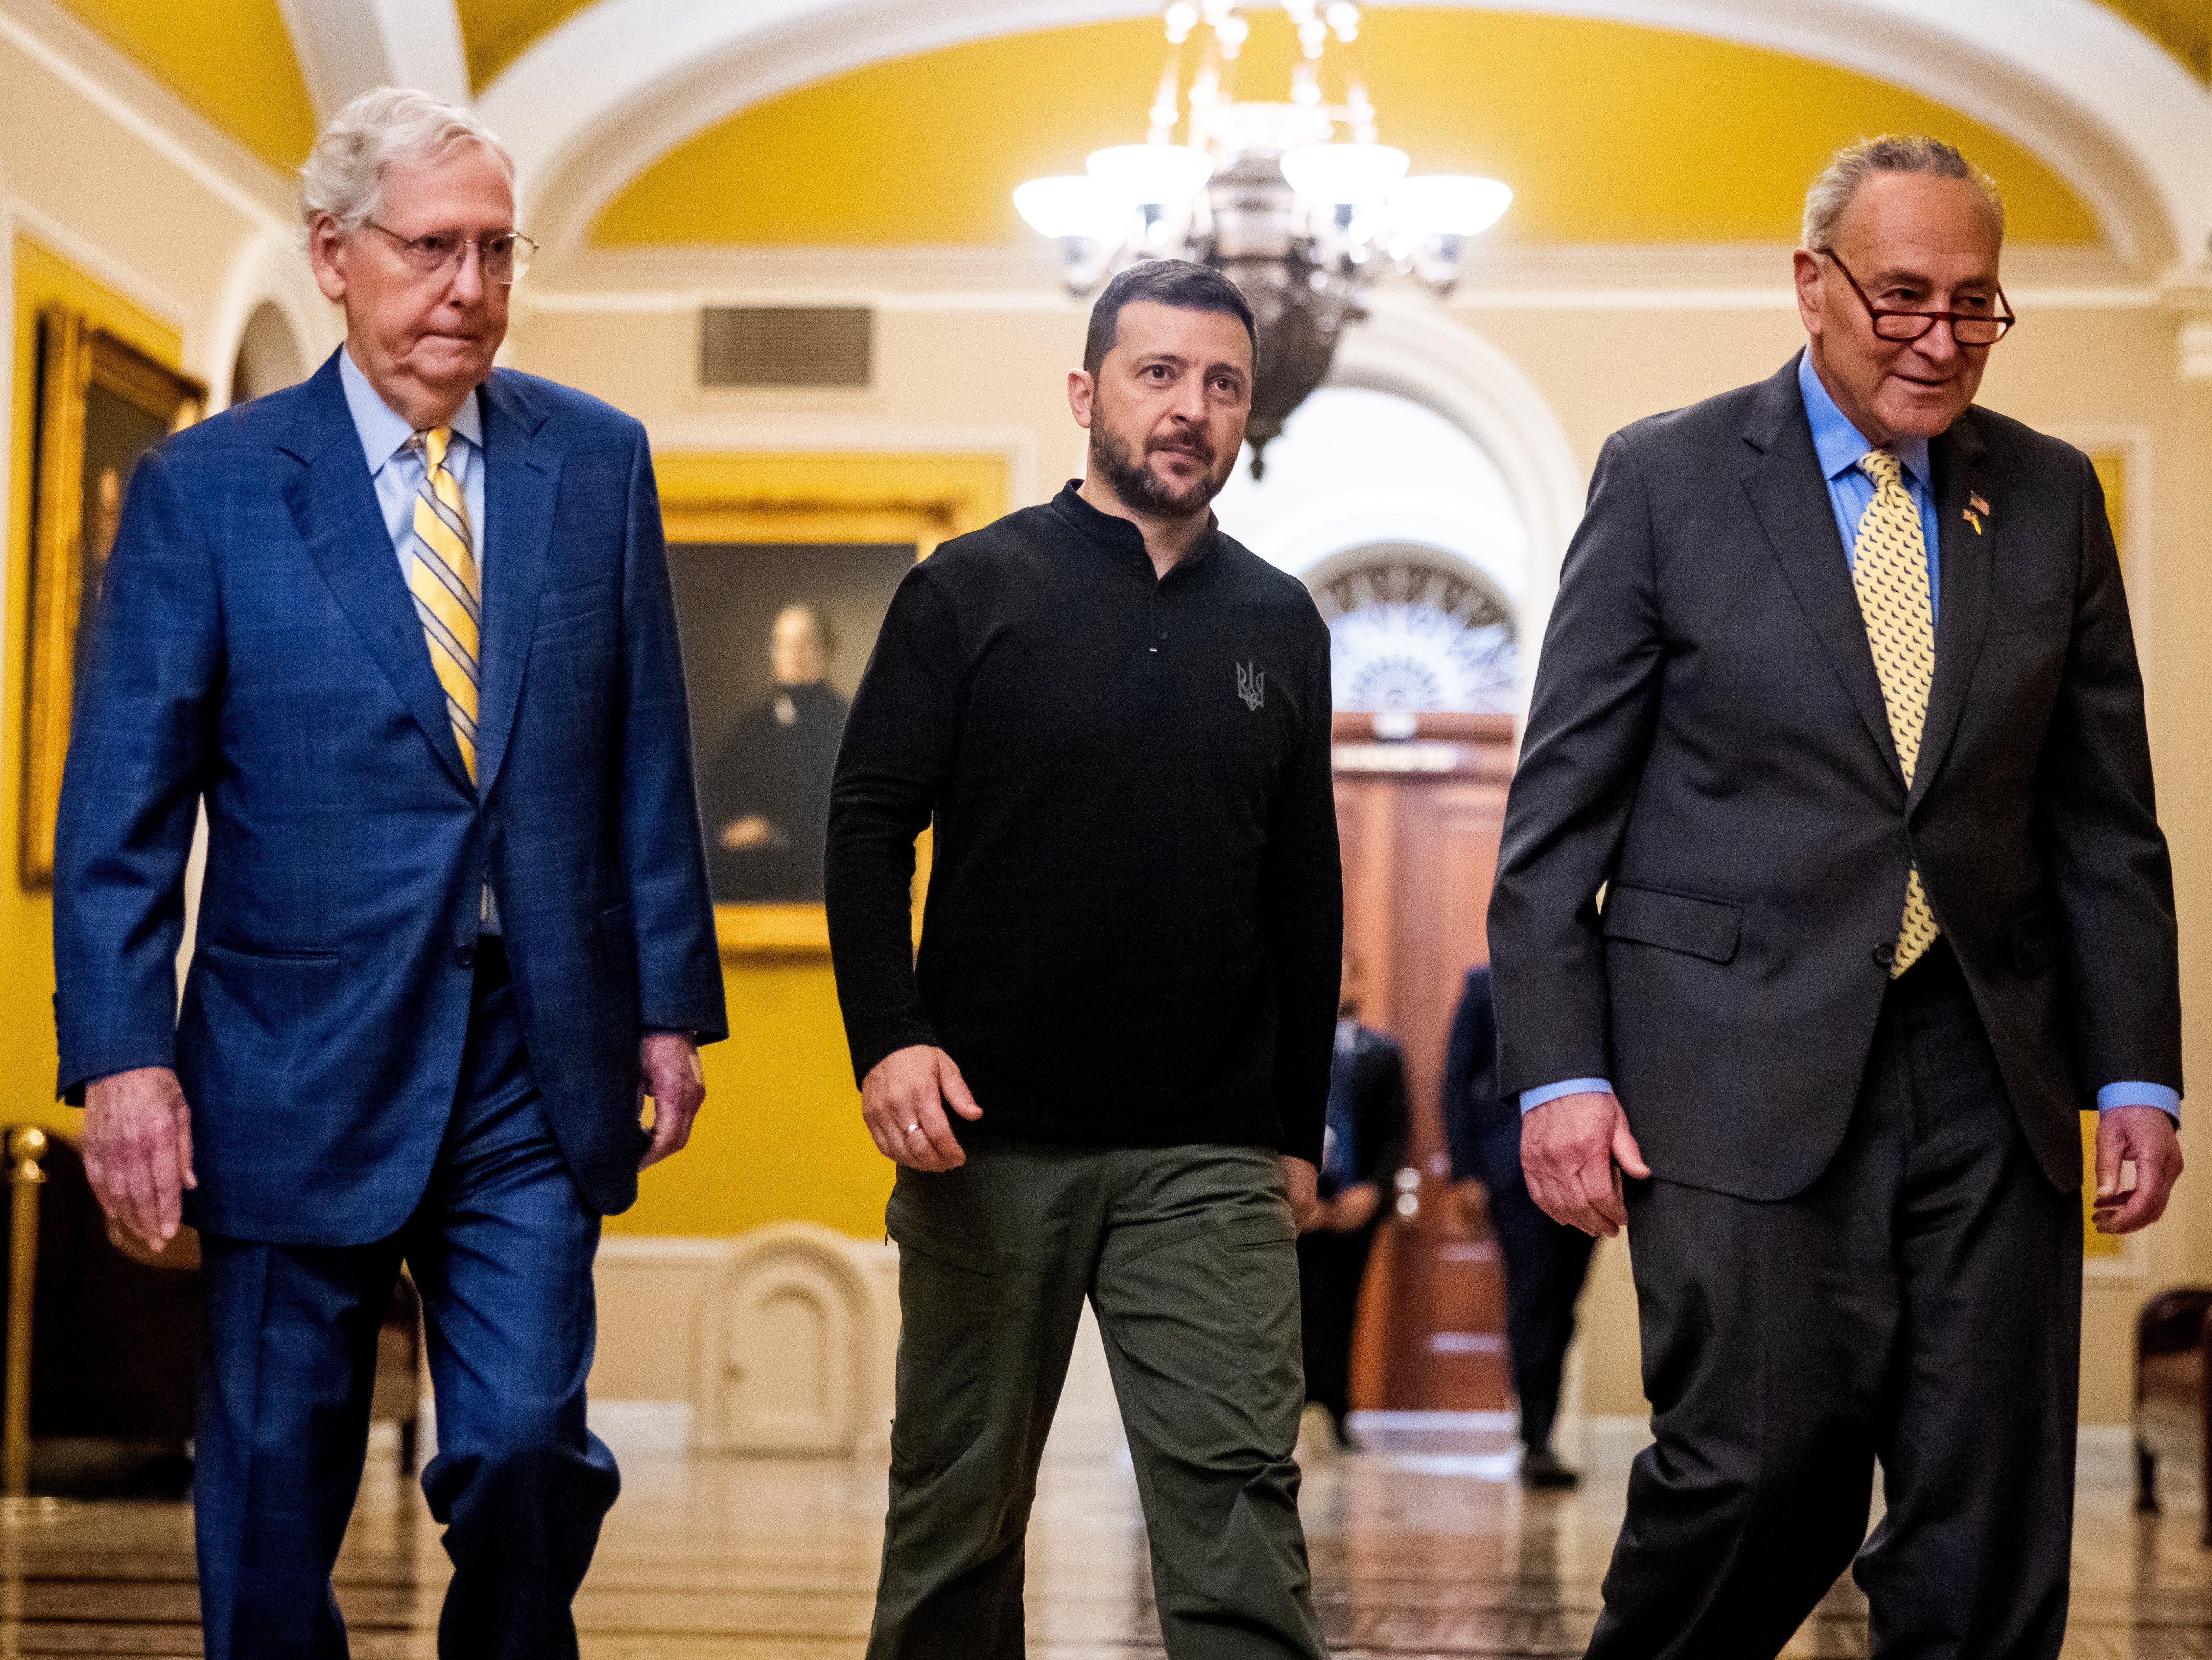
[594, 1233, 739, 1266]
[202, 226, 340, 405]
[1327, 293, 1587, 661]
[371, 0, 471, 107]
[521, 242, 2163, 316]
[2181, 319, 2212, 382]
[0, 0, 293, 233]
[2, 194, 195, 333]
[276, 0, 471, 122]
[478, 0, 2210, 280]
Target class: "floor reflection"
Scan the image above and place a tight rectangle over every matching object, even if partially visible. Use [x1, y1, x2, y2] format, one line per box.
[0, 1416, 2200, 1656]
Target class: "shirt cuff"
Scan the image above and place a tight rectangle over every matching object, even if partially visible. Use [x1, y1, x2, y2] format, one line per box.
[1521, 1078, 1614, 1115]
[2097, 1081, 2179, 1122]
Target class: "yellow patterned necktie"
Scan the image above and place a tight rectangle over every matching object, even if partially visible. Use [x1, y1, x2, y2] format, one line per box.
[406, 427, 481, 785]
[1852, 448, 1939, 978]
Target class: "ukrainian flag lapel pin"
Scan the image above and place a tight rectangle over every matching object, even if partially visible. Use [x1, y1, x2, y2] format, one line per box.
[1965, 492, 1990, 536]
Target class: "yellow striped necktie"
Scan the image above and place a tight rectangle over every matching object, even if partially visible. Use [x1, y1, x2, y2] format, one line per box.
[405, 427, 481, 785]
[1852, 448, 1940, 978]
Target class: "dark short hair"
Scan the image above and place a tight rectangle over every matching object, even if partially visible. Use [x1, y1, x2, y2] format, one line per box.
[1083, 259, 1258, 377]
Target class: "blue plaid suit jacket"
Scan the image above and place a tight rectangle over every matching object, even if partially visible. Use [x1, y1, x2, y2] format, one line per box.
[53, 351, 726, 1244]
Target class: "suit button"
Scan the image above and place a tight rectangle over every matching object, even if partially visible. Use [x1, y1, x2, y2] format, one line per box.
[1872, 941, 1896, 967]
[454, 943, 476, 969]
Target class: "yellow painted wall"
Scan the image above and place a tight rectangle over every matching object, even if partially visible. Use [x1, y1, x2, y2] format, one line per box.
[594, 10, 2099, 247]
[46, 0, 315, 170]
[2099, 0, 2212, 82]
[4, 238, 185, 1134]
[456, 0, 597, 91]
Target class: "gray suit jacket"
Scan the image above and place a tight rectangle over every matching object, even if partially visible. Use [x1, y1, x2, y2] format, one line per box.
[1487, 354, 2179, 1200]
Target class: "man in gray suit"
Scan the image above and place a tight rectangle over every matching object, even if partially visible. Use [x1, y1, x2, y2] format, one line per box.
[1488, 136, 2182, 1658]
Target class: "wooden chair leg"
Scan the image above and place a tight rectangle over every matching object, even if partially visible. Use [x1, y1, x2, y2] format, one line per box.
[399, 1418, 418, 1479]
[2135, 1439, 2158, 1514]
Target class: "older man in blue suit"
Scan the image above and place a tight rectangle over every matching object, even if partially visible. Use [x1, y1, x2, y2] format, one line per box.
[52, 88, 725, 1658]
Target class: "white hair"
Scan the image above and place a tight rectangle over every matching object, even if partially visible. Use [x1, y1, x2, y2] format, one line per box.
[299, 86, 515, 236]
[1802, 135, 2004, 252]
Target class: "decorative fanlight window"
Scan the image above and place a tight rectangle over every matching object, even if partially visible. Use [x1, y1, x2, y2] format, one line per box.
[1309, 548, 1517, 712]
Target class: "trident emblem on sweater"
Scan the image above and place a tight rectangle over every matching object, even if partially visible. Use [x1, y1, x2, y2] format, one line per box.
[1237, 662, 1265, 711]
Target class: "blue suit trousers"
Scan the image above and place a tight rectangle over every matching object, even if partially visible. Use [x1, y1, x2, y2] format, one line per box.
[194, 942, 619, 1658]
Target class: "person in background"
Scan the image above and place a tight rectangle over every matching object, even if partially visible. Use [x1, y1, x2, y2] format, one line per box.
[1441, 963, 1593, 1490]
[1297, 950, 1410, 1451]
[703, 601, 849, 901]
[52, 88, 724, 1658]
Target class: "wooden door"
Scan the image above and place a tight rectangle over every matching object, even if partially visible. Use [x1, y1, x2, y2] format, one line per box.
[1334, 713, 1517, 1411]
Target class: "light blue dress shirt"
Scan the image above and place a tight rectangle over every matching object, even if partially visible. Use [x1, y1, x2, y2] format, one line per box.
[1797, 352, 1938, 623]
[336, 346, 499, 933]
[1522, 355, 2178, 1122]
[338, 346, 486, 585]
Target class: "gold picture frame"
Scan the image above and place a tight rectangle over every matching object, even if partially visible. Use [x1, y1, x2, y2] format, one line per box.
[655, 452, 1007, 957]
[21, 308, 204, 887]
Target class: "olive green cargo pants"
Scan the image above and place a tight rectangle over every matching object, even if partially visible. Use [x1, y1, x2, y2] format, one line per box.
[866, 1140, 1329, 1660]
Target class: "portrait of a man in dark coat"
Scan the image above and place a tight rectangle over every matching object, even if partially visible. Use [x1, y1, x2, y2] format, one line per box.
[703, 603, 850, 902]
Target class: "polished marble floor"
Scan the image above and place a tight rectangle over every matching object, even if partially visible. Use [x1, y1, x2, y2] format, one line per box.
[1, 1414, 2206, 1657]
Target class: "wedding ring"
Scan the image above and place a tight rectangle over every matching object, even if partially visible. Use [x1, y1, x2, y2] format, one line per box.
[904, 1123, 921, 1136]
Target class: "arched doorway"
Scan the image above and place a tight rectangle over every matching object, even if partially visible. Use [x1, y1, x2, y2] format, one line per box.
[229, 301, 306, 407]
[1218, 384, 1528, 1413]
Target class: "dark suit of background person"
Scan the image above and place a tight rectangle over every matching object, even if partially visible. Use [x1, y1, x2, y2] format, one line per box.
[1298, 1005, 1410, 1446]
[1488, 145, 2180, 1660]
[1441, 966, 1592, 1487]
[51, 108, 724, 1658]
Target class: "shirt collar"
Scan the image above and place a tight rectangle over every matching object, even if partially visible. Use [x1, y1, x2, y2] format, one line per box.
[1050, 480, 1218, 573]
[1796, 350, 1930, 494]
[338, 344, 482, 476]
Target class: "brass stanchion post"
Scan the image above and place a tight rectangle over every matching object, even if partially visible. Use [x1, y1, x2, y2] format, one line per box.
[3, 1129, 47, 1499]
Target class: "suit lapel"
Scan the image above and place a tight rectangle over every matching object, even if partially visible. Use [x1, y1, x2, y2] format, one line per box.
[471, 372, 560, 800]
[1912, 415, 1994, 807]
[280, 355, 475, 794]
[1738, 360, 1902, 786]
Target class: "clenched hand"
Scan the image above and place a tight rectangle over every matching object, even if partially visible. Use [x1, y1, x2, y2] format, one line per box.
[83, 1066, 197, 1253]
[639, 1033, 706, 1170]
[1521, 1089, 1650, 1238]
[2093, 1104, 2183, 1234]
[861, 1045, 982, 1172]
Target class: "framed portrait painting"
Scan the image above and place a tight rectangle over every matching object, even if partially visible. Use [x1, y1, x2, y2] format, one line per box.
[21, 308, 204, 886]
[656, 452, 1007, 955]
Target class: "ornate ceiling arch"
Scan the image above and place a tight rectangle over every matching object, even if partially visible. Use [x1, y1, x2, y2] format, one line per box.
[474, 0, 2210, 275]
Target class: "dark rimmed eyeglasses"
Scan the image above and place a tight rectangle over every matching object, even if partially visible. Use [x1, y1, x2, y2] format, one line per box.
[1821, 250, 2015, 346]
[366, 222, 536, 285]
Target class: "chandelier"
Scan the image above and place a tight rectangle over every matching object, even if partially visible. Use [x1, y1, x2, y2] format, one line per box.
[1014, 1, 1511, 475]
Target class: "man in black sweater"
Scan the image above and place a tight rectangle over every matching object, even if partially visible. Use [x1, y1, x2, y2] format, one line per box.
[826, 260, 1342, 1660]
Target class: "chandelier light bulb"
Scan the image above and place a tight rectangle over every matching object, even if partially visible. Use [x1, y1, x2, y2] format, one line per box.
[1164, 2, 1200, 42]
[1326, 2, 1361, 40]
[1391, 174, 1514, 237]
[1280, 142, 1409, 206]
[1013, 175, 1126, 241]
[1087, 143, 1215, 207]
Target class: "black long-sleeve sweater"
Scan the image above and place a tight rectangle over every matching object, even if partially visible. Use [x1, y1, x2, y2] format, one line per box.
[824, 482, 1344, 1165]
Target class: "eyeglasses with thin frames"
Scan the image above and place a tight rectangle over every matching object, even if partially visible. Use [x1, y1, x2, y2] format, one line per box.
[1821, 250, 2015, 346]
[366, 222, 536, 285]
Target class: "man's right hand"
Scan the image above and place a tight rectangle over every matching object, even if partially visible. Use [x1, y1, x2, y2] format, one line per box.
[83, 1066, 197, 1254]
[861, 1045, 982, 1172]
[1521, 1089, 1649, 1238]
